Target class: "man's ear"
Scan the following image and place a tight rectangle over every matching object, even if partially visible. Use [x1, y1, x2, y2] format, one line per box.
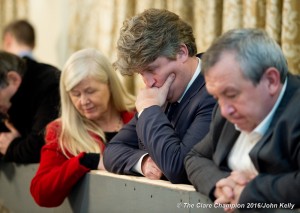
[3, 33, 13, 49]
[264, 67, 281, 96]
[7, 71, 22, 89]
[177, 44, 189, 62]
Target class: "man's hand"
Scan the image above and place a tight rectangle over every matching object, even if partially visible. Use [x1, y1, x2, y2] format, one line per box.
[141, 155, 163, 180]
[214, 171, 256, 212]
[135, 73, 175, 113]
[98, 155, 106, 170]
[227, 171, 256, 206]
[0, 120, 20, 155]
[214, 177, 236, 208]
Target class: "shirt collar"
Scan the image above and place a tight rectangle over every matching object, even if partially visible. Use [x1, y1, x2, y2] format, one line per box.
[254, 78, 287, 135]
[19, 51, 34, 60]
[177, 58, 201, 103]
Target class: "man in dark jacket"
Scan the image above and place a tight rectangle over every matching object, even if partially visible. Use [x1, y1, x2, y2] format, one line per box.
[185, 28, 300, 211]
[103, 9, 216, 184]
[0, 51, 60, 163]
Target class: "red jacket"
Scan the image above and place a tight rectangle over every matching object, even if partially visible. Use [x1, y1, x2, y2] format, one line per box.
[30, 111, 134, 207]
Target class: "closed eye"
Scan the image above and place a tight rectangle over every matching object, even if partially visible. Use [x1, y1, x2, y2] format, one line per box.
[86, 89, 96, 94]
[70, 91, 80, 97]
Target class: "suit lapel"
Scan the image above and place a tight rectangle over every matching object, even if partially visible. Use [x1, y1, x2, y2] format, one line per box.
[171, 72, 205, 126]
[214, 121, 240, 167]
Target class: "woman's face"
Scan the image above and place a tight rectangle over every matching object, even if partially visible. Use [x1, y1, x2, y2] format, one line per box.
[69, 77, 111, 122]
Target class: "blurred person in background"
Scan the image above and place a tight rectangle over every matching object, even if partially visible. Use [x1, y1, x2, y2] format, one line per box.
[0, 50, 60, 162]
[2, 19, 35, 59]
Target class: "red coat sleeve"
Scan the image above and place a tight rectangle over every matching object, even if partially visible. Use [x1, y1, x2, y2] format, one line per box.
[121, 110, 135, 124]
[30, 121, 90, 207]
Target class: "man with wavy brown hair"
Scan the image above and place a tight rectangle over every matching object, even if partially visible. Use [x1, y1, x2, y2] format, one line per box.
[104, 8, 216, 184]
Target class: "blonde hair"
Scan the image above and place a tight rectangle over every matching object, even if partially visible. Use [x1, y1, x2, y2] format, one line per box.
[59, 48, 135, 158]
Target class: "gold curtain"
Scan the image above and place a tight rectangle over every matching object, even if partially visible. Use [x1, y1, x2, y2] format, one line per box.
[0, 0, 28, 45]
[281, 0, 300, 74]
[66, 0, 300, 94]
[5, 0, 298, 93]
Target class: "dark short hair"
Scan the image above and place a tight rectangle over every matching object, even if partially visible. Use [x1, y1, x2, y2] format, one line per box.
[0, 51, 26, 88]
[3, 19, 35, 49]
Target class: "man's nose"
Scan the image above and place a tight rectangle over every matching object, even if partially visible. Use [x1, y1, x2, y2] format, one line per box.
[142, 73, 155, 88]
[219, 101, 234, 118]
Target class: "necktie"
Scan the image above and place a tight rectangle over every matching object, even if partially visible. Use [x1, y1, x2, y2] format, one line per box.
[167, 102, 178, 121]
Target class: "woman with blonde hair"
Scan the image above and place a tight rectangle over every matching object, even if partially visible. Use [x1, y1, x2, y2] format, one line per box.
[30, 48, 135, 207]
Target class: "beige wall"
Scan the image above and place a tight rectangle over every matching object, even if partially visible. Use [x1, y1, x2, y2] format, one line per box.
[28, 0, 69, 70]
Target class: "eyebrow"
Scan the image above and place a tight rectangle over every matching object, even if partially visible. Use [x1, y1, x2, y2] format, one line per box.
[144, 64, 155, 69]
[70, 86, 93, 92]
[221, 87, 238, 95]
